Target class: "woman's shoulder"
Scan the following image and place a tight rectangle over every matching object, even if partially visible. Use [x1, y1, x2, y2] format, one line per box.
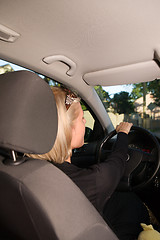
[51, 161, 81, 175]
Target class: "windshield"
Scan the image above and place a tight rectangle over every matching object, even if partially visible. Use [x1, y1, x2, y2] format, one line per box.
[95, 81, 160, 136]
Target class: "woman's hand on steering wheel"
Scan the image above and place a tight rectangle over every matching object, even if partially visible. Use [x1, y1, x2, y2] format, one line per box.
[97, 125, 160, 190]
[116, 122, 133, 135]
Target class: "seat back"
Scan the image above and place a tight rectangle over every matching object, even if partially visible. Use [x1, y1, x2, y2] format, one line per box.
[0, 71, 118, 240]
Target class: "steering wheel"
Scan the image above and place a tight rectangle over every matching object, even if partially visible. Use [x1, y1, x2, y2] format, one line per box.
[97, 126, 160, 190]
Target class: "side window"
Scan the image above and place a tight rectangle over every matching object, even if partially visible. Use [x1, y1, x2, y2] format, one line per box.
[83, 109, 95, 131]
[0, 59, 24, 73]
[81, 101, 104, 143]
[81, 103, 95, 130]
[83, 107, 95, 143]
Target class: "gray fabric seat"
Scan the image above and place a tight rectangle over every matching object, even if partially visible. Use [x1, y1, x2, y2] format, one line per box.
[0, 71, 118, 240]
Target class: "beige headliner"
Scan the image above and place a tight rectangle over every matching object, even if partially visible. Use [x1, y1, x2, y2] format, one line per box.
[0, 0, 160, 130]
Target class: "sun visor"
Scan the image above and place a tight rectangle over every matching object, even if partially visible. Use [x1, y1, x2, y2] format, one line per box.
[83, 60, 160, 86]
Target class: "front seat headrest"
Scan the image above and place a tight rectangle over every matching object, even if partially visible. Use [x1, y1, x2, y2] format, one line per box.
[0, 70, 58, 154]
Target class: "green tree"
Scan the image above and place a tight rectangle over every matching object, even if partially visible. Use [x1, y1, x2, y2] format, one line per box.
[148, 79, 160, 106]
[94, 86, 110, 109]
[0, 64, 14, 74]
[130, 83, 149, 100]
[112, 91, 134, 114]
[43, 76, 60, 86]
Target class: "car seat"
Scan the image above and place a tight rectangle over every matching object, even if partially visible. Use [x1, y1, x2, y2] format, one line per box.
[0, 70, 118, 240]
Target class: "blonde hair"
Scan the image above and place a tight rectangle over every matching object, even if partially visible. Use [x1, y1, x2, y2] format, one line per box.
[27, 86, 80, 163]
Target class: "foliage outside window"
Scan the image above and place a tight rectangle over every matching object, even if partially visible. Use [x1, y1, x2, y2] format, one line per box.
[94, 80, 160, 133]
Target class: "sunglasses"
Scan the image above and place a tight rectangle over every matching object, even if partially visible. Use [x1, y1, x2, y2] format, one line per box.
[63, 88, 79, 110]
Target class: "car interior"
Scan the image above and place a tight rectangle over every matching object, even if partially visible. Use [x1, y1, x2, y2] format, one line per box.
[1, 1, 160, 239]
[0, 70, 119, 240]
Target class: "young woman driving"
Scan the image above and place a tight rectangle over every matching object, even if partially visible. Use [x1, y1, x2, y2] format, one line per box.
[28, 87, 149, 240]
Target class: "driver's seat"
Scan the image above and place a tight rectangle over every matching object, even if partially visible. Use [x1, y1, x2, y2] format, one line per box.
[0, 70, 118, 240]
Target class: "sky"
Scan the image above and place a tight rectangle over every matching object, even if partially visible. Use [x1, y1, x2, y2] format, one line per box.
[103, 84, 133, 97]
[0, 59, 26, 71]
[0, 59, 133, 96]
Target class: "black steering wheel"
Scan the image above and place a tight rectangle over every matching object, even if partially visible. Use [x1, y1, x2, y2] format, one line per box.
[97, 126, 160, 190]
